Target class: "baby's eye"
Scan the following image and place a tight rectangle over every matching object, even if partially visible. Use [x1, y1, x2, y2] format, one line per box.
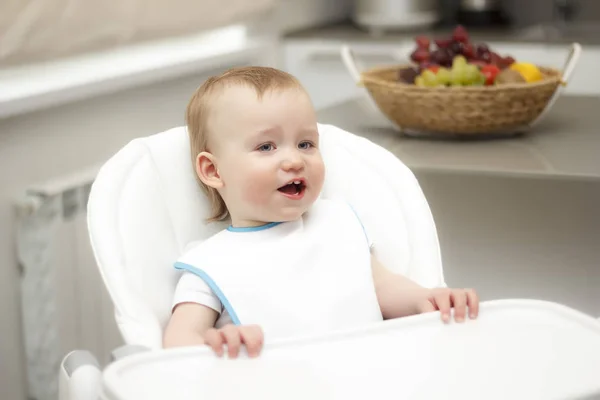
[257, 143, 275, 152]
[298, 141, 314, 150]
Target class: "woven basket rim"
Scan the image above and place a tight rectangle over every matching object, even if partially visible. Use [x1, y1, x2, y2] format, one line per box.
[360, 64, 564, 92]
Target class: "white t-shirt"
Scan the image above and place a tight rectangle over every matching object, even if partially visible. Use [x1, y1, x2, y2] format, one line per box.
[172, 271, 234, 328]
[172, 198, 381, 338]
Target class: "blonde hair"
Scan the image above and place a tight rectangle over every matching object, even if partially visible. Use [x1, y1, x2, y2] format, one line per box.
[186, 66, 303, 222]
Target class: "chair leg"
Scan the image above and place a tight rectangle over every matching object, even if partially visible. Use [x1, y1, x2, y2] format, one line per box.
[59, 350, 102, 400]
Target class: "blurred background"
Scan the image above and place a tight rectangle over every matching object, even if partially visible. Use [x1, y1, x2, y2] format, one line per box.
[1, 1, 599, 399]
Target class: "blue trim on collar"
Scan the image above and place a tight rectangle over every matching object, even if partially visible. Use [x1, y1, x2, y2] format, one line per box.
[227, 221, 282, 232]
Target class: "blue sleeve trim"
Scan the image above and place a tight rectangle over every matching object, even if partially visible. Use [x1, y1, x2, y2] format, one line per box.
[348, 204, 371, 248]
[174, 262, 241, 326]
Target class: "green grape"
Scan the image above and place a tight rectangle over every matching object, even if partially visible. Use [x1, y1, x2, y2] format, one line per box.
[472, 71, 486, 86]
[422, 70, 438, 87]
[450, 65, 466, 86]
[436, 67, 451, 86]
[452, 55, 468, 70]
[415, 76, 425, 87]
[464, 64, 480, 85]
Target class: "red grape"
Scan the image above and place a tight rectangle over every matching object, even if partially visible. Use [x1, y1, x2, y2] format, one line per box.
[463, 43, 475, 59]
[429, 47, 452, 67]
[490, 52, 502, 66]
[439, 49, 453, 67]
[398, 67, 419, 84]
[411, 48, 430, 63]
[496, 58, 510, 70]
[415, 35, 431, 50]
[451, 41, 465, 55]
[470, 60, 488, 69]
[430, 49, 443, 63]
[476, 43, 490, 57]
[418, 61, 431, 71]
[501, 56, 516, 68]
[434, 38, 452, 49]
[452, 25, 469, 43]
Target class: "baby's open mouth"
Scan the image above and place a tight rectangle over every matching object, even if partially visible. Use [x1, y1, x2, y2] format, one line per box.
[278, 179, 306, 196]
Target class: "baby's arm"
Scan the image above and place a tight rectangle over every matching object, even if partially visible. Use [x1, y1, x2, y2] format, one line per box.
[163, 302, 218, 348]
[163, 302, 264, 357]
[371, 255, 428, 318]
[371, 255, 479, 322]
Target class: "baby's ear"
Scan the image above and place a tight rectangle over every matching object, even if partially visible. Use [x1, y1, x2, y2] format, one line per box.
[195, 152, 223, 189]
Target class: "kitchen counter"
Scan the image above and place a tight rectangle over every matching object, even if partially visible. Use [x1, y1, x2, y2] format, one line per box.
[285, 21, 600, 46]
[316, 95, 600, 181]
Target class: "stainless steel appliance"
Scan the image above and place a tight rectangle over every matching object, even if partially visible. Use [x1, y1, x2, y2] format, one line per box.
[352, 0, 441, 33]
[457, 0, 509, 26]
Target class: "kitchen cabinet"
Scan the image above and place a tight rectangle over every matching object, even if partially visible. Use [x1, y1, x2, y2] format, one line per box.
[284, 38, 600, 110]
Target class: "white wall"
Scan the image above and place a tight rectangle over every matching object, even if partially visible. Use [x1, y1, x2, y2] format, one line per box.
[0, 65, 255, 400]
[276, 0, 351, 33]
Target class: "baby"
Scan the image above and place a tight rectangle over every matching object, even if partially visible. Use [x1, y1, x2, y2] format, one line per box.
[163, 66, 479, 358]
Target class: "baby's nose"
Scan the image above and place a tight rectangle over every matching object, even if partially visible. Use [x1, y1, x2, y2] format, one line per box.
[281, 154, 304, 171]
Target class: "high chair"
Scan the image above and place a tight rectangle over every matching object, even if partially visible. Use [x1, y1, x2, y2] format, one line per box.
[59, 123, 446, 400]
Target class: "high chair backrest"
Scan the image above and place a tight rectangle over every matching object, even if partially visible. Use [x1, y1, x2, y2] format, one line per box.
[87, 124, 445, 349]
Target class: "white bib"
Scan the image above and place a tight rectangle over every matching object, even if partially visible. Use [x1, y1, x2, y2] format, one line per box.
[175, 199, 383, 340]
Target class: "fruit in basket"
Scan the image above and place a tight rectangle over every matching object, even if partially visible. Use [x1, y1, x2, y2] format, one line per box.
[510, 62, 543, 83]
[430, 49, 453, 67]
[436, 67, 452, 85]
[451, 56, 483, 86]
[500, 56, 516, 69]
[398, 66, 420, 84]
[434, 38, 452, 49]
[412, 25, 516, 71]
[415, 35, 431, 50]
[481, 64, 501, 86]
[410, 48, 430, 63]
[414, 55, 486, 87]
[422, 69, 439, 86]
[463, 43, 475, 59]
[452, 25, 469, 43]
[475, 43, 490, 57]
[494, 69, 527, 85]
[468, 65, 487, 86]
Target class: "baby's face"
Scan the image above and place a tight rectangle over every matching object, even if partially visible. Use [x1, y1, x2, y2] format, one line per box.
[209, 86, 325, 227]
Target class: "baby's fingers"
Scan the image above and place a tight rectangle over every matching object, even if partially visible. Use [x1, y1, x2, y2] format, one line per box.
[221, 325, 242, 359]
[451, 291, 467, 322]
[433, 290, 452, 323]
[204, 328, 224, 357]
[467, 289, 480, 319]
[240, 325, 264, 358]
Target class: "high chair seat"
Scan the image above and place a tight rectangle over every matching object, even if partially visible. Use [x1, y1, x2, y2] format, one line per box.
[86, 123, 445, 350]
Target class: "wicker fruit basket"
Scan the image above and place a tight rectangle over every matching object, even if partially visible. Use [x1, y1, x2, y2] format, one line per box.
[341, 43, 581, 137]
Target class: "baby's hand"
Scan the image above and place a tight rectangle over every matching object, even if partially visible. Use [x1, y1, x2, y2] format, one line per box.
[416, 287, 479, 323]
[204, 324, 264, 358]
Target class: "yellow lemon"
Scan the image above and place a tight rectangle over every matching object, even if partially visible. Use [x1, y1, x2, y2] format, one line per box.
[510, 62, 543, 83]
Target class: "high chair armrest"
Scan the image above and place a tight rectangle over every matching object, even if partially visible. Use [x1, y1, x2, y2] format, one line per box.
[59, 350, 102, 400]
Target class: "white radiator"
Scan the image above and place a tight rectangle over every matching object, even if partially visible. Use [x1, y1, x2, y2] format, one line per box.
[15, 167, 123, 400]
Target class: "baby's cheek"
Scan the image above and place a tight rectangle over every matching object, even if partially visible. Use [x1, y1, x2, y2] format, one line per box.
[240, 175, 271, 205]
[312, 160, 326, 191]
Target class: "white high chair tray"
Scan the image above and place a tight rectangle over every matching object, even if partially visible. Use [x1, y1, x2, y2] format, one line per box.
[102, 300, 600, 400]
